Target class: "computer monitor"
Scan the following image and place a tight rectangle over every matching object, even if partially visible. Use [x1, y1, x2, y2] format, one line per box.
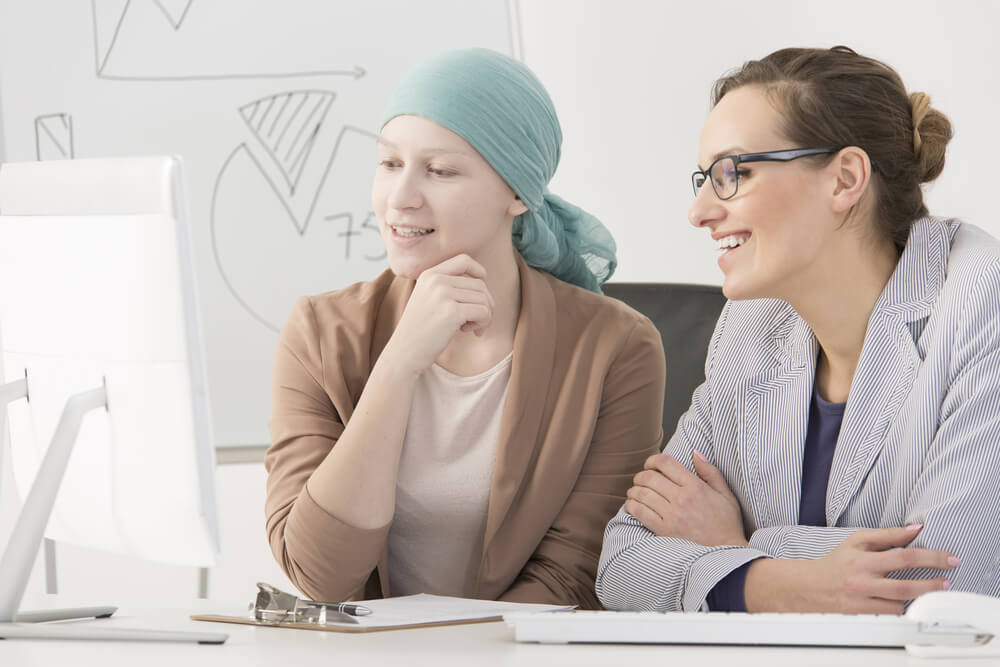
[0, 156, 226, 643]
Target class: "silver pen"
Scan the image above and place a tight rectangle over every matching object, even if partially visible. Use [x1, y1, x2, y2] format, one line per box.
[313, 601, 373, 617]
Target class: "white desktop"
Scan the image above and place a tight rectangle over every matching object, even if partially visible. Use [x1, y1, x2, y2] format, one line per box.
[0, 155, 225, 643]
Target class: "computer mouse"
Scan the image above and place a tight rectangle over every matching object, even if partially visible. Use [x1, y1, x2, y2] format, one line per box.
[905, 590, 1000, 658]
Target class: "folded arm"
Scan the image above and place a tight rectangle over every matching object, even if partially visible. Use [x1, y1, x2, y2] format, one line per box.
[596, 308, 761, 611]
[600, 264, 1000, 612]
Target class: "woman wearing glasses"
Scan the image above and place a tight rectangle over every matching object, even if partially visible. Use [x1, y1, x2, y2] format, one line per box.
[264, 48, 665, 609]
[598, 46, 1000, 613]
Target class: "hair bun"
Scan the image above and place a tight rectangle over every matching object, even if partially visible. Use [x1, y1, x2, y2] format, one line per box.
[909, 91, 952, 184]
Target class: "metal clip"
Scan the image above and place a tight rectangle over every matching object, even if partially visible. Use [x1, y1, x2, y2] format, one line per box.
[250, 582, 358, 625]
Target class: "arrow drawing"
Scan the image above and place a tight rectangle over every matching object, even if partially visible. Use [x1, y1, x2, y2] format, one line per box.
[91, 0, 369, 81]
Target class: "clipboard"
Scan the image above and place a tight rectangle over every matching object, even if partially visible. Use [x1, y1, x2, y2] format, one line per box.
[189, 611, 505, 633]
[191, 586, 574, 634]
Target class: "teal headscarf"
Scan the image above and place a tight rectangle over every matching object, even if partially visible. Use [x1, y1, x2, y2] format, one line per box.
[380, 48, 617, 293]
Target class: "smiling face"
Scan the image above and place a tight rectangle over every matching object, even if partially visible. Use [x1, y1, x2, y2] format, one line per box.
[372, 115, 527, 279]
[688, 85, 838, 301]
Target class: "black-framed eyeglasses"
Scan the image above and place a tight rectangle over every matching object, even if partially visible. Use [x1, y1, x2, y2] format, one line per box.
[691, 148, 838, 200]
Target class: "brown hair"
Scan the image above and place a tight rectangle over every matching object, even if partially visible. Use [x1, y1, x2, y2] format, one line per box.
[712, 46, 952, 251]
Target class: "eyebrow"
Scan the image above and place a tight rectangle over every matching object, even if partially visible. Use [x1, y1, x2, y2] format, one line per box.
[375, 136, 468, 157]
[698, 146, 746, 170]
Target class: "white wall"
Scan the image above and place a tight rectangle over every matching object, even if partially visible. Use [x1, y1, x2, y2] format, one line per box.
[517, 0, 1000, 285]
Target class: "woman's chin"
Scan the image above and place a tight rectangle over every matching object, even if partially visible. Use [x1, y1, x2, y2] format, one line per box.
[722, 274, 775, 302]
[387, 255, 433, 280]
[721, 275, 753, 301]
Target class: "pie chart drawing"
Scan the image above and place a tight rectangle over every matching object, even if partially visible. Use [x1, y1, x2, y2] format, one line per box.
[211, 90, 384, 331]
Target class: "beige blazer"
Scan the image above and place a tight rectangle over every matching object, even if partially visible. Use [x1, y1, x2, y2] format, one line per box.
[265, 255, 665, 609]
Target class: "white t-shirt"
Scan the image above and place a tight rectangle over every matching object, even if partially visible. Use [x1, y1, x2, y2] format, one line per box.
[387, 352, 513, 597]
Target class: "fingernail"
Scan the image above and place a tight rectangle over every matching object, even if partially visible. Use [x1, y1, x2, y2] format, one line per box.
[942, 580, 952, 590]
[693, 450, 708, 462]
[947, 556, 961, 567]
[905, 523, 923, 531]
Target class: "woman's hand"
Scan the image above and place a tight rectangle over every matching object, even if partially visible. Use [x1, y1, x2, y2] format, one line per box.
[625, 451, 747, 547]
[745, 525, 959, 614]
[381, 254, 495, 376]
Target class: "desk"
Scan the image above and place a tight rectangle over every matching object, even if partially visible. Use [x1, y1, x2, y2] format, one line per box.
[2, 602, 998, 666]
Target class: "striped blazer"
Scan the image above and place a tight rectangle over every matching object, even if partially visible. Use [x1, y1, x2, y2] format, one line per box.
[597, 217, 1000, 611]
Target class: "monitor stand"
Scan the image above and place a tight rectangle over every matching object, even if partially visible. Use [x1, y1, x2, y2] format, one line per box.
[0, 377, 227, 644]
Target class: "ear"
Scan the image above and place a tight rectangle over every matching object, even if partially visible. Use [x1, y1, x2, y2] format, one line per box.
[829, 146, 872, 214]
[508, 195, 529, 217]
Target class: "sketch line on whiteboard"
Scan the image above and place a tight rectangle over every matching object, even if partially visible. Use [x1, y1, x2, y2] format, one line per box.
[326, 213, 357, 261]
[92, 0, 131, 76]
[152, 0, 194, 30]
[220, 118, 376, 236]
[360, 212, 386, 261]
[325, 211, 387, 262]
[210, 123, 379, 331]
[35, 114, 75, 160]
[210, 143, 282, 332]
[96, 67, 367, 83]
[240, 91, 336, 198]
[91, 0, 367, 81]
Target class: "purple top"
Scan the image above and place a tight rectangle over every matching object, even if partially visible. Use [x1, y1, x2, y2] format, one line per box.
[706, 381, 846, 611]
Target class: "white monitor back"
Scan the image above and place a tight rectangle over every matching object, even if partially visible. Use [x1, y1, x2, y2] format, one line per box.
[0, 156, 219, 566]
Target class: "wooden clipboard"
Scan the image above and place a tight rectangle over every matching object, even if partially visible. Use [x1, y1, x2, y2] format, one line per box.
[190, 612, 503, 633]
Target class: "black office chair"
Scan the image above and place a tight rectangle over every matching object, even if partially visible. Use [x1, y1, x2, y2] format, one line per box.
[602, 283, 727, 448]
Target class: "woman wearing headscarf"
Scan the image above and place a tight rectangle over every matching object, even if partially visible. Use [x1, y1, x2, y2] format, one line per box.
[263, 48, 665, 609]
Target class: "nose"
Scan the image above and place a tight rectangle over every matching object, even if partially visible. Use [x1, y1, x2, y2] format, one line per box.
[688, 179, 726, 230]
[387, 166, 423, 211]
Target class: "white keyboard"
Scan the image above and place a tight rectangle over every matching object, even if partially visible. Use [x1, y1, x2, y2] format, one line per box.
[504, 610, 992, 649]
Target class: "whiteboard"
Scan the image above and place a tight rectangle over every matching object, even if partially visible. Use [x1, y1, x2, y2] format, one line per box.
[0, 0, 516, 446]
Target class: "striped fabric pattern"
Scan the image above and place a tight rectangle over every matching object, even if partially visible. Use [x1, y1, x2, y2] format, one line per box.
[597, 218, 1000, 611]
